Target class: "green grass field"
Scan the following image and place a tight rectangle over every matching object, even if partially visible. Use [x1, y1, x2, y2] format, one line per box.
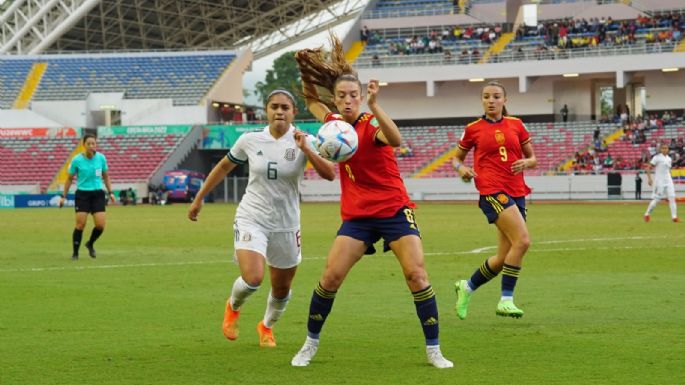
[1, 202, 684, 385]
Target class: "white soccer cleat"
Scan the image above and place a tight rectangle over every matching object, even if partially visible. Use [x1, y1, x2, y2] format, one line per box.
[426, 345, 454, 369]
[291, 337, 319, 367]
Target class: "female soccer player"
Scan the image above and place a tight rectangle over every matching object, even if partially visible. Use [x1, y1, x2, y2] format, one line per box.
[188, 90, 334, 347]
[452, 80, 537, 319]
[59, 134, 116, 260]
[644, 143, 679, 222]
[290, 35, 453, 369]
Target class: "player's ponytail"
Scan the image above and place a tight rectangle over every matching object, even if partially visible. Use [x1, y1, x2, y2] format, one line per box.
[295, 32, 358, 108]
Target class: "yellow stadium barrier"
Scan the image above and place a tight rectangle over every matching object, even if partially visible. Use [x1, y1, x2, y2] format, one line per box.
[479, 32, 515, 64]
[49, 142, 85, 191]
[13, 62, 48, 110]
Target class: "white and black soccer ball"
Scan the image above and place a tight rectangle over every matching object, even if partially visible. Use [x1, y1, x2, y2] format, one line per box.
[316, 120, 358, 162]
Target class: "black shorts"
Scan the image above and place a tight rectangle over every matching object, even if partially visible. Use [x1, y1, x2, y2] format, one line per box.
[478, 192, 526, 224]
[74, 190, 106, 213]
[337, 206, 421, 255]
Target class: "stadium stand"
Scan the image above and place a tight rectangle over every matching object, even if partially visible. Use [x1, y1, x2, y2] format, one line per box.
[0, 137, 79, 190]
[364, 0, 456, 18]
[96, 133, 187, 182]
[0, 52, 236, 108]
[0, 60, 35, 109]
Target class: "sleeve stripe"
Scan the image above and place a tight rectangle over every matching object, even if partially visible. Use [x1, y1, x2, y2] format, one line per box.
[227, 151, 247, 165]
[521, 138, 531, 145]
[458, 143, 471, 151]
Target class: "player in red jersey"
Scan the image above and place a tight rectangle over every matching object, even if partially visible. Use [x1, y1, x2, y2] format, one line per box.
[452, 80, 537, 320]
[290, 34, 452, 369]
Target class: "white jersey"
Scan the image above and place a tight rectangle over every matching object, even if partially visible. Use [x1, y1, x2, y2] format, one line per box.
[228, 125, 307, 231]
[650, 153, 674, 186]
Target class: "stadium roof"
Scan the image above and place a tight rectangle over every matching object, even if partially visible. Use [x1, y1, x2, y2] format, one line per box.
[0, 0, 367, 59]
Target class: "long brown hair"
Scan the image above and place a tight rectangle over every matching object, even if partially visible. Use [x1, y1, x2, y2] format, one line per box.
[482, 80, 508, 116]
[295, 33, 360, 108]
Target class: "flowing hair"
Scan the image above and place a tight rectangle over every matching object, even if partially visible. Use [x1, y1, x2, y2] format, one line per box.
[483, 80, 508, 116]
[295, 33, 360, 109]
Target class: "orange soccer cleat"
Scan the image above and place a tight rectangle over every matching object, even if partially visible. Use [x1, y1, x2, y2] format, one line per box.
[257, 321, 276, 348]
[222, 301, 240, 340]
[644, 215, 650, 223]
[673, 217, 681, 223]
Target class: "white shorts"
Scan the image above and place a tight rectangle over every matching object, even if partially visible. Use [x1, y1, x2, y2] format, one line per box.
[233, 220, 302, 269]
[652, 183, 675, 200]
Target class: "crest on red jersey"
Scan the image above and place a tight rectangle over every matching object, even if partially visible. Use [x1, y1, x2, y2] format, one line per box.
[495, 129, 505, 145]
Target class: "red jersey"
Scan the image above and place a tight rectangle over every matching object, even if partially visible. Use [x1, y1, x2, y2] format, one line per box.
[325, 112, 413, 220]
[458, 116, 532, 197]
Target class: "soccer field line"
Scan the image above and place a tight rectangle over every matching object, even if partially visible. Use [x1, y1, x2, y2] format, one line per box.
[0, 236, 676, 273]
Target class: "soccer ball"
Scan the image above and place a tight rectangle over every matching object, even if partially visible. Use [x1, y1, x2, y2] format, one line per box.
[316, 120, 358, 162]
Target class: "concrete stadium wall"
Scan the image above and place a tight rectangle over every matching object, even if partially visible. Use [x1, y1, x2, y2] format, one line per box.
[299, 175, 685, 202]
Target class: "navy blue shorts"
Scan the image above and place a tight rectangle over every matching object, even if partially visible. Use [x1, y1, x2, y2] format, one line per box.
[478, 192, 526, 224]
[337, 206, 421, 255]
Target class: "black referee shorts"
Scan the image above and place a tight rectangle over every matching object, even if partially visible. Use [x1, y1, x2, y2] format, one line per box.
[74, 190, 107, 213]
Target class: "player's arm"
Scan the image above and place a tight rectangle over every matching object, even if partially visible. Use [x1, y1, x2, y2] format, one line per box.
[512, 142, 537, 174]
[302, 80, 331, 122]
[646, 163, 654, 186]
[367, 79, 401, 147]
[102, 171, 116, 203]
[59, 173, 75, 208]
[453, 147, 477, 182]
[294, 130, 335, 181]
[188, 157, 238, 221]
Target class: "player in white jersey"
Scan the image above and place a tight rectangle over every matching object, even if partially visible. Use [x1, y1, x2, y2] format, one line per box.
[188, 90, 335, 347]
[644, 143, 679, 223]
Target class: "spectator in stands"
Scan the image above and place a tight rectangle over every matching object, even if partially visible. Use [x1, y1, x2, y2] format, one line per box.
[452, 80, 537, 322]
[644, 143, 679, 222]
[188, 89, 335, 349]
[603, 153, 614, 168]
[372, 55, 381, 67]
[560, 104, 569, 123]
[443, 49, 453, 64]
[292, 35, 452, 369]
[360, 26, 369, 43]
[59, 134, 116, 261]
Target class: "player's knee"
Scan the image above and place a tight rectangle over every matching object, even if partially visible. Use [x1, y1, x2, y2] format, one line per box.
[404, 268, 428, 288]
[320, 273, 344, 292]
[241, 274, 263, 287]
[514, 234, 531, 253]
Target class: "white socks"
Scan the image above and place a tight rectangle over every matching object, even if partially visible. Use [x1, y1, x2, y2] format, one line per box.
[229, 276, 259, 310]
[263, 290, 291, 328]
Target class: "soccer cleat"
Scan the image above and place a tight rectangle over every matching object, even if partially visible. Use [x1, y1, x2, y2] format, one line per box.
[71, 255, 78, 261]
[291, 337, 319, 367]
[85, 241, 96, 258]
[644, 215, 650, 223]
[256, 321, 276, 348]
[426, 346, 454, 369]
[496, 300, 524, 318]
[673, 217, 681, 223]
[222, 301, 240, 340]
[454, 280, 473, 320]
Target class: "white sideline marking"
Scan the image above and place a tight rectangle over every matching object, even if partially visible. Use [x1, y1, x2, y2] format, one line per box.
[0, 260, 228, 273]
[0, 236, 678, 273]
[427, 235, 670, 255]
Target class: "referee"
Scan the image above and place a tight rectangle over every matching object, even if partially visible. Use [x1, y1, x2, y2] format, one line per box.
[59, 134, 116, 261]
